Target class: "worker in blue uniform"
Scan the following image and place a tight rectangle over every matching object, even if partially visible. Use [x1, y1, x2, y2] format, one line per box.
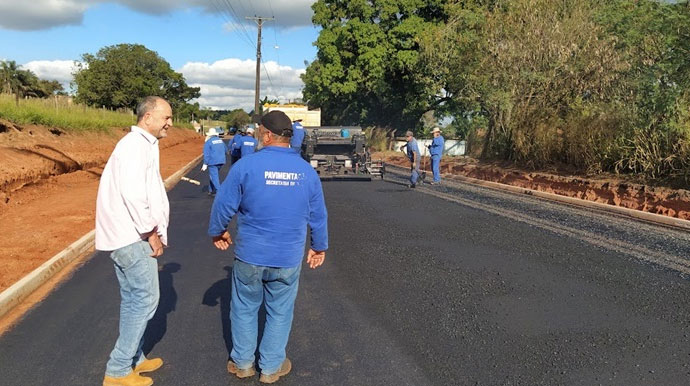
[228, 127, 244, 165]
[428, 127, 445, 184]
[239, 127, 258, 157]
[208, 110, 328, 384]
[400, 130, 421, 188]
[290, 119, 305, 154]
[201, 127, 227, 196]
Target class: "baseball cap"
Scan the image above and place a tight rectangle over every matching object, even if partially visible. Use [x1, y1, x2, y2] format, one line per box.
[261, 111, 293, 137]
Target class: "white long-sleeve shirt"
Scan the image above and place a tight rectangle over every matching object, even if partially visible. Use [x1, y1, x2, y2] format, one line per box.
[95, 126, 170, 251]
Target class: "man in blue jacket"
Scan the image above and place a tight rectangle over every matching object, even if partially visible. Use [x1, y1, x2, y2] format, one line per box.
[400, 130, 421, 188]
[240, 127, 258, 157]
[428, 127, 445, 184]
[228, 127, 244, 164]
[201, 127, 227, 196]
[208, 110, 328, 384]
[290, 119, 305, 155]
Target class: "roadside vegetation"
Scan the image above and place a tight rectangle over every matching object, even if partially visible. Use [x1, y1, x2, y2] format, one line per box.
[0, 93, 135, 132]
[1, 44, 199, 132]
[302, 0, 690, 186]
[0, 94, 192, 132]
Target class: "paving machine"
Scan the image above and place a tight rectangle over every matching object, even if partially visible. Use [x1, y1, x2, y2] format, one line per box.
[302, 126, 384, 180]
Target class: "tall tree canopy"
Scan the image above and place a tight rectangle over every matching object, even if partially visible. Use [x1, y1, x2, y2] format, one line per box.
[301, 0, 447, 129]
[423, 0, 690, 182]
[73, 44, 200, 116]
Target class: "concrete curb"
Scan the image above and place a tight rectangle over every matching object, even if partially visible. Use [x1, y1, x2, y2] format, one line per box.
[385, 163, 690, 231]
[0, 153, 203, 319]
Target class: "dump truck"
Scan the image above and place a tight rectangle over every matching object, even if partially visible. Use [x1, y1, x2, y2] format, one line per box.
[302, 126, 384, 180]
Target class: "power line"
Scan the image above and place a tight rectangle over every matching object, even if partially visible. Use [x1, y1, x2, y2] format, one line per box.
[267, 0, 286, 100]
[216, 0, 256, 50]
[210, 0, 253, 50]
[239, 0, 257, 18]
[267, 0, 275, 18]
[262, 59, 275, 93]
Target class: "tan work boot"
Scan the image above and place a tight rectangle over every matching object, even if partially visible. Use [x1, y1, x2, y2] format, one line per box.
[134, 358, 163, 374]
[259, 358, 292, 384]
[103, 372, 153, 386]
[227, 360, 256, 379]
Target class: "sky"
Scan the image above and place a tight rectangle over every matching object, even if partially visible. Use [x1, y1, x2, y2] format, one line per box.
[0, 0, 320, 111]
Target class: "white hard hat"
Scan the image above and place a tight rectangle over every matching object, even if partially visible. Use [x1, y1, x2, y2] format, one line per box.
[431, 127, 442, 133]
[246, 127, 255, 134]
[206, 127, 217, 136]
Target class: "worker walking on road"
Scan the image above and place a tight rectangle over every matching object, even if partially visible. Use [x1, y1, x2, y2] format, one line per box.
[201, 127, 227, 196]
[240, 127, 258, 157]
[96, 96, 171, 386]
[428, 127, 445, 184]
[228, 127, 244, 165]
[400, 130, 421, 188]
[208, 110, 328, 384]
[290, 119, 305, 155]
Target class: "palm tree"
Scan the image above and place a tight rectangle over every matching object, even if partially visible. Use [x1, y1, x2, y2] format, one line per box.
[0, 60, 23, 105]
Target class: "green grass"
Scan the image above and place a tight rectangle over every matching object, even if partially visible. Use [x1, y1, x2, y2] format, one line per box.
[0, 94, 195, 132]
[0, 94, 137, 132]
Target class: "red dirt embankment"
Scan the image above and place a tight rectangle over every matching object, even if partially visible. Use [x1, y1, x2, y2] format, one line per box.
[377, 152, 690, 221]
[0, 120, 204, 292]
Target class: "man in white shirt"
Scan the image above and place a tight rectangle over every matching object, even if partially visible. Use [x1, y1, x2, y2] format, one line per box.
[96, 96, 172, 386]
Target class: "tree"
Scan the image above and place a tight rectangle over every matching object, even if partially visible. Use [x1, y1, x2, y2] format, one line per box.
[37, 80, 65, 96]
[177, 101, 201, 123]
[1, 60, 67, 104]
[301, 0, 448, 130]
[222, 109, 251, 130]
[0, 60, 26, 105]
[73, 44, 200, 113]
[424, 0, 629, 168]
[595, 0, 690, 178]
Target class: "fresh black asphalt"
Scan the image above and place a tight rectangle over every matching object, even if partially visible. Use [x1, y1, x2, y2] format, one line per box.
[1, 161, 690, 385]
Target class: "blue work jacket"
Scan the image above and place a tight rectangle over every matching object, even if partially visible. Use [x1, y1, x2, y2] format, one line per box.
[240, 136, 258, 157]
[203, 135, 227, 165]
[430, 135, 445, 157]
[405, 139, 420, 165]
[228, 134, 243, 157]
[208, 146, 328, 268]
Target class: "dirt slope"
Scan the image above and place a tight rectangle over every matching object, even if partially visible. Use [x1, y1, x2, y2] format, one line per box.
[377, 152, 690, 221]
[0, 121, 204, 292]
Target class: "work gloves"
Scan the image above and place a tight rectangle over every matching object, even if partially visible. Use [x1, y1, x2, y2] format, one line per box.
[201, 164, 208, 172]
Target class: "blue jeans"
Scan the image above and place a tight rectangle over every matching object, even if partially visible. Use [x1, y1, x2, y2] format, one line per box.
[208, 164, 222, 193]
[230, 259, 301, 375]
[410, 162, 421, 185]
[431, 155, 441, 182]
[106, 241, 160, 377]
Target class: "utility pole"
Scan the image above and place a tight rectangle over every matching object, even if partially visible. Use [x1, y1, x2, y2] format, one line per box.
[246, 16, 274, 123]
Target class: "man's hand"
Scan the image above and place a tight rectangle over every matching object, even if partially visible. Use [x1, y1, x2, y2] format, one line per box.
[148, 232, 164, 257]
[307, 249, 325, 269]
[201, 164, 208, 172]
[212, 231, 233, 250]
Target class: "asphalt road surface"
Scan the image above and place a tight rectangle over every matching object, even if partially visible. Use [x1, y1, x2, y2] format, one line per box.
[1, 161, 690, 386]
